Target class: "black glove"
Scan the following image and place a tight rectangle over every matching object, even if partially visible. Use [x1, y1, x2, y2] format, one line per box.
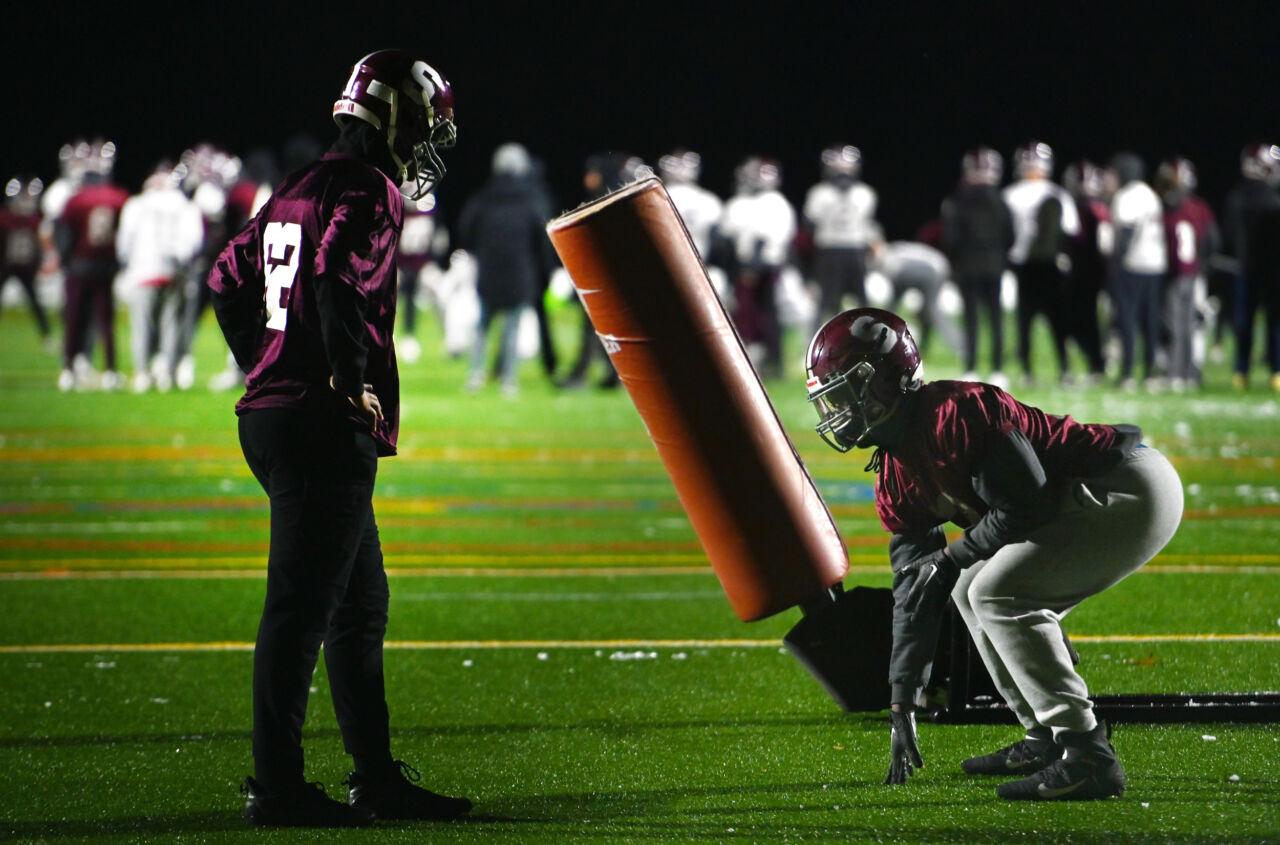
[902, 549, 960, 622]
[884, 709, 924, 785]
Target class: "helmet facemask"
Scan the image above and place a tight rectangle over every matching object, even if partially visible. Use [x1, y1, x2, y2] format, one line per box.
[808, 359, 901, 452]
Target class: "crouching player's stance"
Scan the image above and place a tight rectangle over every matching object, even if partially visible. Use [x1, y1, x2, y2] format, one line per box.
[804, 307, 1182, 800]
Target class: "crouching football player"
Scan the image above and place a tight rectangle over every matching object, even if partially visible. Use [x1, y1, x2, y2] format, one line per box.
[803, 307, 1183, 800]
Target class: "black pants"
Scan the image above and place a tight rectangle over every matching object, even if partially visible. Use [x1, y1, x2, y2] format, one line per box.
[957, 270, 1004, 373]
[813, 247, 868, 330]
[1112, 268, 1163, 380]
[238, 408, 392, 791]
[1, 268, 50, 337]
[1013, 261, 1069, 379]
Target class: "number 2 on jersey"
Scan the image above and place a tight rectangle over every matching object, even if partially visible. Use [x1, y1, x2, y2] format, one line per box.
[264, 222, 301, 331]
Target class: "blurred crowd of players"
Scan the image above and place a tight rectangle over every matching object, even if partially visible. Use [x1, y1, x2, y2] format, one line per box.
[4, 135, 1279, 395]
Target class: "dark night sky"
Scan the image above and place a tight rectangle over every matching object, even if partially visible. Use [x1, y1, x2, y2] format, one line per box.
[4, 1, 1275, 239]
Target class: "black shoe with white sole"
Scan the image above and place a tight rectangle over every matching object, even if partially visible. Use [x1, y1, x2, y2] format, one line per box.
[996, 722, 1126, 801]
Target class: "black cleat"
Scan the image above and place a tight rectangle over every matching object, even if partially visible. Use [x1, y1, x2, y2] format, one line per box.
[345, 761, 473, 821]
[962, 736, 1062, 775]
[241, 776, 375, 827]
[996, 722, 1126, 801]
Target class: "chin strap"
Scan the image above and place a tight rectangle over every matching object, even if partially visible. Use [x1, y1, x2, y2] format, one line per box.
[864, 447, 885, 474]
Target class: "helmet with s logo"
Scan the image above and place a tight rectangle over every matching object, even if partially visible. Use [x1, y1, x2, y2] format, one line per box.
[805, 308, 922, 451]
[333, 49, 456, 199]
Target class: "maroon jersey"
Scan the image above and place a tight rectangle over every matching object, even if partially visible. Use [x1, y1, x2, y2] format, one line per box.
[875, 381, 1123, 534]
[206, 153, 404, 455]
[59, 183, 129, 265]
[0, 208, 41, 273]
[1163, 194, 1216, 278]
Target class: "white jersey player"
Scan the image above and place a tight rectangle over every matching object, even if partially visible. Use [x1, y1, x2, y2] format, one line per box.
[803, 145, 881, 331]
[116, 164, 205, 391]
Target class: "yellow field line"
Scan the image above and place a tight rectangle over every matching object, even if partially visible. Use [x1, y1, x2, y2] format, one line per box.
[1, 562, 1277, 581]
[1, 633, 1277, 655]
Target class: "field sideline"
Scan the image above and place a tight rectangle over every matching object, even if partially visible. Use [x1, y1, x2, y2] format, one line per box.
[0, 306, 1277, 843]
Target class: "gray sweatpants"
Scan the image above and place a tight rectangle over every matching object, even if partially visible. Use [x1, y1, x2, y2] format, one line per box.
[950, 446, 1183, 737]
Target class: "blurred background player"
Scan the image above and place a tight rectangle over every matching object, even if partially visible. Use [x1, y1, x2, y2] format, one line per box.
[1108, 152, 1168, 390]
[803, 144, 880, 334]
[54, 139, 128, 391]
[871, 239, 963, 357]
[0, 175, 53, 346]
[178, 143, 248, 391]
[1155, 156, 1219, 391]
[458, 142, 552, 396]
[558, 151, 630, 389]
[1002, 141, 1079, 386]
[719, 155, 796, 378]
[395, 192, 448, 364]
[659, 148, 726, 298]
[940, 146, 1013, 385]
[1060, 160, 1111, 384]
[1222, 143, 1280, 391]
[115, 161, 205, 392]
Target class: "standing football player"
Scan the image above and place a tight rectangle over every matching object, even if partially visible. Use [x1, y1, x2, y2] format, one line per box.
[1222, 142, 1280, 392]
[1155, 157, 1218, 391]
[207, 50, 470, 828]
[1108, 153, 1168, 391]
[55, 139, 129, 391]
[803, 144, 879, 335]
[939, 147, 1014, 385]
[804, 307, 1182, 800]
[1002, 141, 1080, 386]
[0, 175, 52, 345]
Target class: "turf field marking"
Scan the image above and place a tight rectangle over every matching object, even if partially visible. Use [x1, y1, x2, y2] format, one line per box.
[1, 561, 1277, 580]
[1, 633, 1277, 655]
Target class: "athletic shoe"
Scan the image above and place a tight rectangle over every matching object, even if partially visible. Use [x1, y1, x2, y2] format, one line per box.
[996, 722, 1125, 801]
[345, 761, 472, 821]
[961, 736, 1061, 775]
[240, 777, 374, 828]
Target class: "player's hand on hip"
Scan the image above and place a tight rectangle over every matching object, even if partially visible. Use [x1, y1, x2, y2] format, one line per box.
[331, 377, 384, 431]
[884, 708, 923, 785]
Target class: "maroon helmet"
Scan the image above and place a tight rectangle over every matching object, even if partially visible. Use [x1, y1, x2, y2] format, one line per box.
[821, 144, 862, 180]
[734, 156, 781, 194]
[961, 146, 1003, 185]
[5, 174, 43, 214]
[333, 49, 457, 199]
[1240, 142, 1280, 185]
[657, 149, 702, 185]
[1155, 156, 1197, 202]
[805, 308, 922, 451]
[1014, 140, 1054, 177]
[1063, 160, 1105, 198]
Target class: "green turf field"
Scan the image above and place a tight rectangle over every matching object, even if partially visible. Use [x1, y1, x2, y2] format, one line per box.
[1, 305, 1277, 843]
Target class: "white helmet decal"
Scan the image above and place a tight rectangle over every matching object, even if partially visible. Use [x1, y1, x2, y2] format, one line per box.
[848, 315, 898, 354]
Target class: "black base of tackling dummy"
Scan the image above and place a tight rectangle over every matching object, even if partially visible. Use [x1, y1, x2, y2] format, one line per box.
[786, 587, 1280, 723]
[783, 584, 894, 712]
